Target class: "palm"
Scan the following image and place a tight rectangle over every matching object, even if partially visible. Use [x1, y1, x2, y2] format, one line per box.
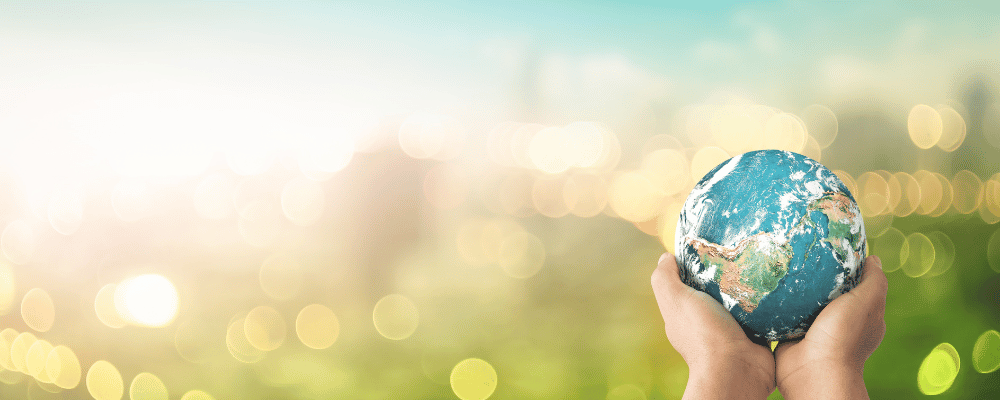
[774, 259, 887, 388]
[679, 288, 776, 389]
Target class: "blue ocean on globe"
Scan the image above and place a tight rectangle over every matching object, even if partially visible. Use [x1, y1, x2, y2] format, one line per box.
[674, 150, 866, 343]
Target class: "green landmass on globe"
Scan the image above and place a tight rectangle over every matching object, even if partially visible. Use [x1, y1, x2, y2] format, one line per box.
[686, 192, 860, 315]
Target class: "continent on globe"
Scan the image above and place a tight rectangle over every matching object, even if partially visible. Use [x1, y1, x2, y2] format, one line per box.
[675, 150, 866, 343]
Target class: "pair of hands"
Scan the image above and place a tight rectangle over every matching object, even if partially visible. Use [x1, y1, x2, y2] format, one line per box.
[651, 253, 888, 400]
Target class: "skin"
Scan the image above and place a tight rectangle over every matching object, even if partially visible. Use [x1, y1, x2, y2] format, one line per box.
[651, 253, 887, 399]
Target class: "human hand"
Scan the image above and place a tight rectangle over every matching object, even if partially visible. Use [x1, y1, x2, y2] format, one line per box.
[774, 255, 887, 400]
[651, 252, 776, 400]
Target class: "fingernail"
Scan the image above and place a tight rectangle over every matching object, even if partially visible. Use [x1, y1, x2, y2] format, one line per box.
[872, 255, 882, 269]
[658, 252, 671, 265]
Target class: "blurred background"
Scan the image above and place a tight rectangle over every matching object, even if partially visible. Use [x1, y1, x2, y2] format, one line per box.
[1, 1, 999, 399]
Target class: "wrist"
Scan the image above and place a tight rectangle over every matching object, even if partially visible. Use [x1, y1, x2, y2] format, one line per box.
[778, 364, 866, 400]
[687, 358, 774, 400]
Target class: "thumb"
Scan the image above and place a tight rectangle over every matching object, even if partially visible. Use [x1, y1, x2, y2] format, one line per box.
[651, 252, 691, 321]
[850, 255, 888, 308]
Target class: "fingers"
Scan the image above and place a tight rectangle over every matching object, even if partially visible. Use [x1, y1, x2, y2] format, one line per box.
[851, 256, 888, 309]
[651, 252, 689, 321]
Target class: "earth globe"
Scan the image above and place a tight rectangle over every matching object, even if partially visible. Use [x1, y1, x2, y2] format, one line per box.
[674, 149, 866, 343]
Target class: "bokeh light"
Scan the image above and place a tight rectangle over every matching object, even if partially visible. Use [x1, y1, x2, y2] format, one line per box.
[951, 170, 983, 214]
[372, 294, 419, 341]
[244, 306, 287, 352]
[988, 229, 1000, 273]
[973, 330, 1000, 374]
[800, 104, 838, 149]
[94, 284, 127, 329]
[901, 233, 935, 278]
[917, 343, 960, 395]
[21, 288, 55, 333]
[0, 264, 16, 316]
[907, 104, 943, 149]
[114, 274, 179, 328]
[935, 105, 966, 151]
[924, 231, 955, 277]
[181, 390, 216, 400]
[870, 227, 907, 273]
[86, 360, 124, 400]
[46, 345, 81, 389]
[295, 304, 340, 350]
[450, 358, 497, 400]
[129, 372, 168, 400]
[226, 317, 265, 363]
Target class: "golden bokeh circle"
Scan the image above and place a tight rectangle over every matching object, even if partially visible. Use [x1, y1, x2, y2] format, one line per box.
[86, 360, 124, 400]
[259, 255, 303, 302]
[936, 105, 966, 151]
[951, 170, 983, 214]
[0, 328, 19, 370]
[608, 171, 666, 223]
[244, 306, 287, 352]
[870, 227, 907, 273]
[173, 319, 213, 364]
[10, 331, 38, 374]
[21, 288, 54, 333]
[532, 176, 570, 218]
[857, 172, 889, 216]
[980, 177, 1000, 224]
[832, 170, 858, 199]
[924, 231, 955, 278]
[907, 104, 943, 149]
[973, 329, 1000, 374]
[800, 104, 839, 148]
[891, 172, 921, 217]
[763, 113, 806, 152]
[450, 358, 497, 400]
[25, 339, 54, 382]
[0, 262, 15, 316]
[901, 232, 935, 278]
[95, 284, 127, 329]
[917, 343, 960, 395]
[929, 172, 954, 217]
[130, 372, 168, 400]
[180, 390, 216, 400]
[913, 170, 943, 215]
[657, 201, 685, 254]
[988, 229, 1000, 273]
[710, 106, 759, 155]
[641, 149, 691, 197]
[295, 304, 340, 350]
[226, 317, 265, 363]
[46, 345, 81, 389]
[801, 134, 822, 162]
[372, 294, 419, 341]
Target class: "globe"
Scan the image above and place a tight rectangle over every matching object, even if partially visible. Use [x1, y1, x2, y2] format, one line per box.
[674, 150, 866, 343]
